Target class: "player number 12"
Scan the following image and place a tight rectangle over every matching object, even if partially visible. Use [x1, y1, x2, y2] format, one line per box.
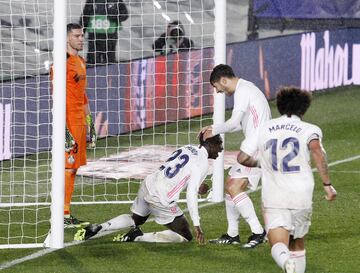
[265, 137, 300, 172]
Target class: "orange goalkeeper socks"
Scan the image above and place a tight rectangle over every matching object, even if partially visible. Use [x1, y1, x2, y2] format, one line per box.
[64, 169, 76, 214]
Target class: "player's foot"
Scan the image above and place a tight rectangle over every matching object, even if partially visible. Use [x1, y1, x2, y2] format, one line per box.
[208, 233, 240, 244]
[241, 230, 266, 249]
[74, 224, 102, 241]
[113, 227, 143, 242]
[64, 215, 90, 229]
[284, 259, 296, 273]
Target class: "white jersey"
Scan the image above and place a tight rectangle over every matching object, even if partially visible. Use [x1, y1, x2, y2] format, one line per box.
[257, 115, 323, 209]
[145, 145, 209, 226]
[212, 78, 271, 156]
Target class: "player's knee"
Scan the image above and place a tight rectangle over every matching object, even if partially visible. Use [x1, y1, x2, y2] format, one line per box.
[225, 178, 248, 196]
[132, 213, 148, 226]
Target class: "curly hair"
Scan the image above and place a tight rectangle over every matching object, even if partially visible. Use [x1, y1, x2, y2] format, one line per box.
[276, 86, 311, 117]
[209, 64, 236, 85]
[199, 133, 222, 147]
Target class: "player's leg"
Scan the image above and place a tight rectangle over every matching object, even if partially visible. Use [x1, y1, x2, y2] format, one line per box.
[64, 168, 76, 217]
[64, 125, 89, 228]
[287, 209, 312, 273]
[226, 164, 265, 248]
[117, 200, 189, 243]
[129, 215, 191, 243]
[289, 237, 306, 273]
[264, 208, 296, 273]
[75, 181, 150, 241]
[268, 228, 296, 273]
[209, 176, 240, 244]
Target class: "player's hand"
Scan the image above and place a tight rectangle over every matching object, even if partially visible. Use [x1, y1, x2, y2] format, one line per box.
[86, 114, 97, 148]
[65, 127, 76, 152]
[198, 126, 213, 141]
[324, 185, 337, 201]
[194, 226, 205, 245]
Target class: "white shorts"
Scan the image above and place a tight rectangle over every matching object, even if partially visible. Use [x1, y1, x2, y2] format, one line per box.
[228, 162, 261, 191]
[263, 207, 312, 239]
[131, 182, 183, 225]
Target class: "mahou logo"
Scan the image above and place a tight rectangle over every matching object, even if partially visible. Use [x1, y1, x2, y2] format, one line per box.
[0, 103, 11, 160]
[300, 30, 360, 91]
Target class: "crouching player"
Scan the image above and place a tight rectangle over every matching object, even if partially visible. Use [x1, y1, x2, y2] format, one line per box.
[237, 87, 337, 273]
[74, 134, 223, 244]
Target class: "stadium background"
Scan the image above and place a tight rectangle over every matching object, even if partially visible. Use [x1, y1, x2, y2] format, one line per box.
[1, 0, 360, 272]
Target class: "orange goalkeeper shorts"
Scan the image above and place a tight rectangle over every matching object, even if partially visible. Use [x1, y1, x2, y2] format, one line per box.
[65, 124, 87, 169]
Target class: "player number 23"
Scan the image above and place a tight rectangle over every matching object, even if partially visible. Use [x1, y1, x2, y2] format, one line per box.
[265, 137, 300, 172]
[159, 149, 189, 178]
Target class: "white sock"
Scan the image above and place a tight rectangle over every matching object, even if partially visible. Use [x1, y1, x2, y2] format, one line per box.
[225, 194, 240, 237]
[271, 242, 290, 270]
[100, 214, 135, 231]
[135, 230, 187, 243]
[232, 192, 264, 234]
[291, 250, 306, 273]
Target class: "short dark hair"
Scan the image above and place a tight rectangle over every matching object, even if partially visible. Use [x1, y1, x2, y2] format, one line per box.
[209, 64, 236, 85]
[276, 86, 311, 117]
[67, 23, 83, 34]
[199, 133, 222, 147]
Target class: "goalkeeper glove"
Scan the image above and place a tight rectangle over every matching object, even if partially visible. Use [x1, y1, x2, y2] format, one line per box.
[65, 127, 76, 152]
[86, 114, 97, 148]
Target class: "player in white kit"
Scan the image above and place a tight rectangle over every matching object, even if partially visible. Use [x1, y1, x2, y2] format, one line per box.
[74, 134, 223, 245]
[200, 64, 271, 248]
[237, 87, 337, 273]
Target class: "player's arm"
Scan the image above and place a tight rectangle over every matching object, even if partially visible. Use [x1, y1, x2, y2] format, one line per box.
[237, 150, 259, 168]
[186, 172, 205, 245]
[309, 138, 337, 201]
[199, 109, 243, 140]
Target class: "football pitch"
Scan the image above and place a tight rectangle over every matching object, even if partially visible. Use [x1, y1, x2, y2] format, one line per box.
[1, 86, 360, 272]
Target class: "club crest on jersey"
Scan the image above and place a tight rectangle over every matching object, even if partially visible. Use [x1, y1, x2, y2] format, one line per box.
[67, 155, 75, 164]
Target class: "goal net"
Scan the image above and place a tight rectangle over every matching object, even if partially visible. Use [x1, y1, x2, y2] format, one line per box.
[0, 0, 220, 248]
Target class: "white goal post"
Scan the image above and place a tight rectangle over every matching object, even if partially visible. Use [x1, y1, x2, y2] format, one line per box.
[0, 0, 226, 249]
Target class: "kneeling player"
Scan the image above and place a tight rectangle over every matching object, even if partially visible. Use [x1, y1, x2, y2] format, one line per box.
[74, 134, 223, 244]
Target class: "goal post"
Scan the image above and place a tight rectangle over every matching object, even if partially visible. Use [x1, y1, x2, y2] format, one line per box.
[50, 0, 67, 249]
[211, 0, 226, 203]
[0, 0, 226, 249]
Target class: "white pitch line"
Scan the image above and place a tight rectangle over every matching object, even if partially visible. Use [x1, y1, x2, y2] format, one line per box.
[1, 154, 359, 271]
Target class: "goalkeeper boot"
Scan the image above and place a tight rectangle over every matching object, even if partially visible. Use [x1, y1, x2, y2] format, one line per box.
[113, 227, 143, 242]
[74, 224, 102, 241]
[64, 214, 90, 229]
[241, 230, 266, 249]
[208, 233, 240, 244]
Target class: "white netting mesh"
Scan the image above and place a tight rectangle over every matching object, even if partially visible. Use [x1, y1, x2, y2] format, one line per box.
[0, 0, 216, 247]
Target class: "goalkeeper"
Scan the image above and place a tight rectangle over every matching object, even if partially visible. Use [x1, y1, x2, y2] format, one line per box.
[52, 23, 97, 228]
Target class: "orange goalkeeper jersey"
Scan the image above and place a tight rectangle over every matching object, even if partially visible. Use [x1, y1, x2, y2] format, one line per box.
[66, 53, 88, 126]
[50, 53, 88, 126]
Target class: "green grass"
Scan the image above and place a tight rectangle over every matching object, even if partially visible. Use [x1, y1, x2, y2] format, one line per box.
[1, 86, 360, 272]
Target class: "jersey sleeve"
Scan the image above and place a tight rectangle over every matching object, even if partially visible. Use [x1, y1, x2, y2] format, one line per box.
[212, 88, 249, 135]
[185, 160, 208, 226]
[306, 125, 323, 145]
[212, 108, 243, 135]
